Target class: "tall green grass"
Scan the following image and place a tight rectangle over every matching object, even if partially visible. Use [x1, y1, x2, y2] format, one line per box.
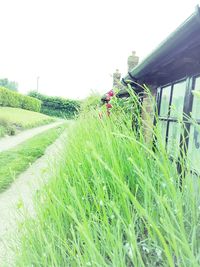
[16, 92, 200, 266]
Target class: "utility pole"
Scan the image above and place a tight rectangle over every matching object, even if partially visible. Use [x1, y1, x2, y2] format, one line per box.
[36, 76, 40, 92]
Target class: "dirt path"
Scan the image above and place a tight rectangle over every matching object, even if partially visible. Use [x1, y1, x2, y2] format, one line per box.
[0, 121, 64, 153]
[0, 130, 67, 267]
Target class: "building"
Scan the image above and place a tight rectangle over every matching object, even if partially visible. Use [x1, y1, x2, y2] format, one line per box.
[127, 51, 139, 72]
[103, 5, 200, 174]
[101, 51, 140, 101]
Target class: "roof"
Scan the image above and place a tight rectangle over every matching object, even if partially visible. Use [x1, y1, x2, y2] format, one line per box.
[123, 5, 200, 87]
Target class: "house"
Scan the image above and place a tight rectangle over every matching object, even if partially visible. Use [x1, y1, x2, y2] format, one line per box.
[101, 51, 139, 101]
[103, 5, 200, 173]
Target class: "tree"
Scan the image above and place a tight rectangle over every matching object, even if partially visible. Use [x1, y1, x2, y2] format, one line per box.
[0, 78, 18, 91]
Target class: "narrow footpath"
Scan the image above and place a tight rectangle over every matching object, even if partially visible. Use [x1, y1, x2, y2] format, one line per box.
[0, 121, 64, 153]
[0, 130, 67, 267]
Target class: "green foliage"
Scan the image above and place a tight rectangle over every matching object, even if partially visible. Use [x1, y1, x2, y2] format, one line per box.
[0, 118, 16, 137]
[16, 100, 200, 266]
[0, 124, 66, 192]
[81, 92, 101, 113]
[192, 90, 200, 98]
[0, 107, 55, 138]
[0, 78, 18, 91]
[0, 87, 41, 112]
[22, 95, 41, 112]
[28, 91, 80, 119]
[0, 124, 6, 137]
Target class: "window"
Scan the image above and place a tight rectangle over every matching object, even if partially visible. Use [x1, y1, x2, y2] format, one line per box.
[187, 76, 200, 173]
[188, 125, 200, 173]
[156, 75, 200, 173]
[167, 122, 182, 158]
[160, 85, 171, 117]
[157, 79, 186, 158]
[191, 77, 200, 120]
[170, 81, 187, 118]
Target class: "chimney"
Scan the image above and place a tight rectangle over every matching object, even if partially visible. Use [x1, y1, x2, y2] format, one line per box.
[127, 51, 139, 72]
[113, 69, 121, 88]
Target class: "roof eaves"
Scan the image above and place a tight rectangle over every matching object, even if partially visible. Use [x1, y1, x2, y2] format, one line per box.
[123, 5, 200, 83]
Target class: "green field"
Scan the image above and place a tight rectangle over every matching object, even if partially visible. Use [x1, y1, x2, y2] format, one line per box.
[0, 107, 55, 137]
[0, 124, 66, 192]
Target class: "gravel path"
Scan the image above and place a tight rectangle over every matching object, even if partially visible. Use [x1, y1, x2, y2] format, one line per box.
[0, 130, 67, 267]
[0, 121, 64, 152]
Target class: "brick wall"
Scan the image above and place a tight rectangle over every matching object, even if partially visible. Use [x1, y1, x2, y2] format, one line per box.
[141, 87, 157, 142]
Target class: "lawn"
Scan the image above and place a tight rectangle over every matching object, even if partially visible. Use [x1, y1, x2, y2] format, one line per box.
[0, 107, 55, 137]
[15, 108, 200, 267]
[0, 123, 66, 192]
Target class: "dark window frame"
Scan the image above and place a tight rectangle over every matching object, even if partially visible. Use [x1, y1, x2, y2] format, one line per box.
[156, 73, 200, 160]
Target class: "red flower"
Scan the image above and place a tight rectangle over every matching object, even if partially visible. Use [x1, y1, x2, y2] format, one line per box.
[108, 90, 114, 97]
[106, 103, 112, 109]
[106, 94, 111, 101]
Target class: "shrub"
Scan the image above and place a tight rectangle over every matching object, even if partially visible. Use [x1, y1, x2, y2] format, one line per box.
[22, 95, 41, 112]
[28, 91, 80, 119]
[81, 92, 101, 113]
[0, 87, 41, 112]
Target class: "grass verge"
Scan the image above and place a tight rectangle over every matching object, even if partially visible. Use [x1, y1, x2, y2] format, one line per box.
[0, 107, 55, 137]
[0, 123, 66, 192]
[15, 108, 200, 266]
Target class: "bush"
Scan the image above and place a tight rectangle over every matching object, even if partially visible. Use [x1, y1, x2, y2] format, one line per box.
[0, 87, 41, 112]
[81, 92, 101, 113]
[22, 95, 41, 112]
[28, 91, 80, 119]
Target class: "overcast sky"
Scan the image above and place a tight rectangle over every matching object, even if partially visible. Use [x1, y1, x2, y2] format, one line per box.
[0, 0, 199, 99]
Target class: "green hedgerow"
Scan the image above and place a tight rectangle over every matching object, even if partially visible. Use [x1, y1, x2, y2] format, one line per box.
[0, 87, 41, 112]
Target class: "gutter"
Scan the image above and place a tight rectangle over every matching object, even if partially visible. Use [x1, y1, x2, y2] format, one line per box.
[124, 5, 200, 83]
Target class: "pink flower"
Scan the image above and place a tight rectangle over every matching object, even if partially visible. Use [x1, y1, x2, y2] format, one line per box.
[108, 90, 114, 97]
[106, 94, 111, 101]
[106, 103, 112, 109]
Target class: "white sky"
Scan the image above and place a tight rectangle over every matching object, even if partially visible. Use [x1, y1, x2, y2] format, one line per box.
[0, 0, 199, 99]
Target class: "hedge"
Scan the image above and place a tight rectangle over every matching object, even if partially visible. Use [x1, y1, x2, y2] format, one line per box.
[0, 87, 41, 112]
[28, 91, 80, 119]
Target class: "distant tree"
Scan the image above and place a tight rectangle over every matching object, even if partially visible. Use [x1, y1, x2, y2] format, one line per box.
[0, 78, 18, 91]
